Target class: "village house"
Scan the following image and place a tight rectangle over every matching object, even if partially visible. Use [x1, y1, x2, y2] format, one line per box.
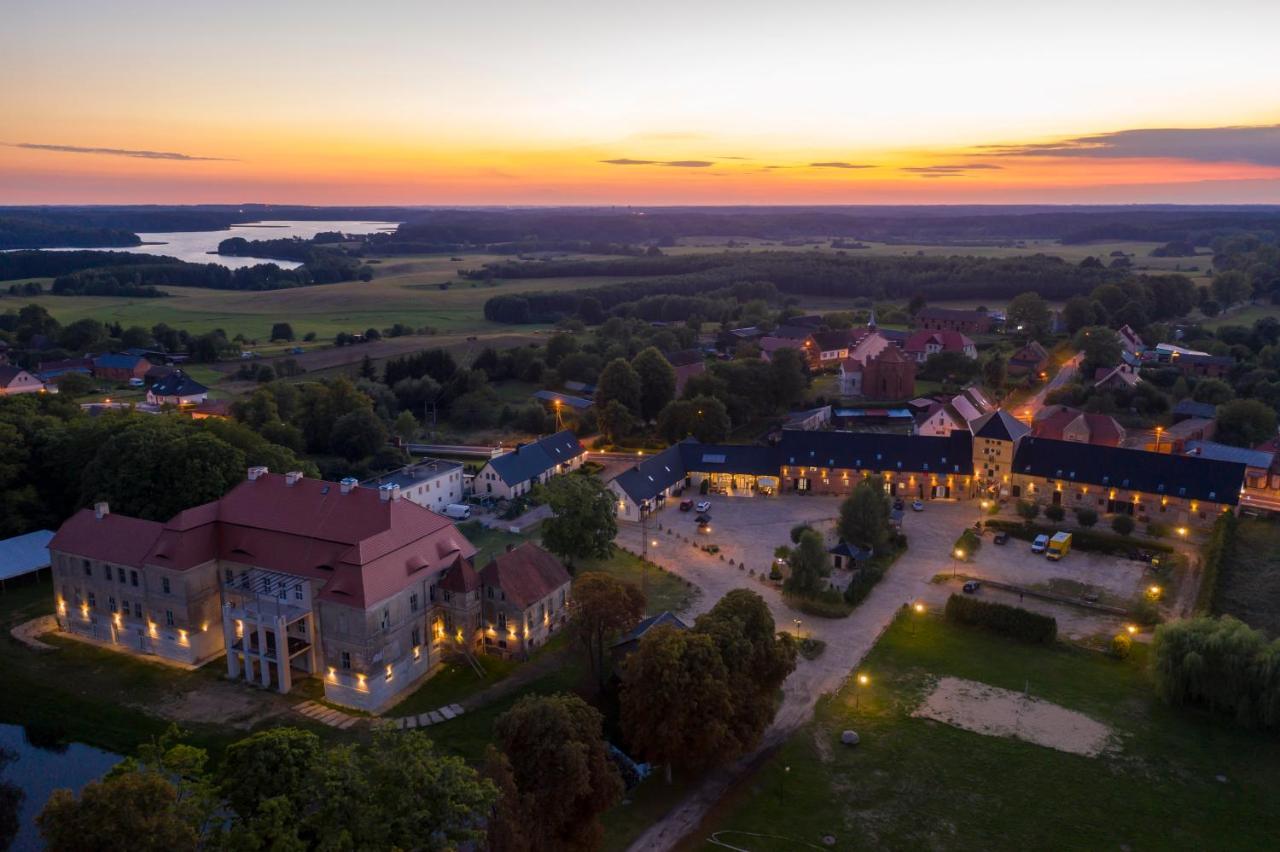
[838, 332, 915, 399]
[47, 469, 573, 713]
[0, 365, 46, 396]
[913, 306, 994, 335]
[362, 458, 465, 513]
[610, 611, 688, 662]
[911, 400, 967, 436]
[475, 430, 585, 500]
[903, 329, 978, 363]
[479, 542, 572, 657]
[92, 352, 151, 383]
[1007, 340, 1050, 378]
[1031, 405, 1126, 447]
[805, 329, 857, 369]
[146, 371, 209, 406]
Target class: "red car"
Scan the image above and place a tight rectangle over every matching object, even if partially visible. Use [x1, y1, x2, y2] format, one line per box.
[679, 499, 694, 511]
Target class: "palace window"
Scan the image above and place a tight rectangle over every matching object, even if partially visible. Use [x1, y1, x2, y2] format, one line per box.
[497, 612, 507, 630]
[410, 593, 419, 613]
[130, 570, 138, 587]
[117, 567, 126, 583]
[161, 577, 171, 594]
[165, 610, 174, 627]
[341, 651, 351, 670]
[83, 560, 91, 576]
[108, 597, 117, 613]
[87, 592, 96, 608]
[133, 603, 142, 618]
[381, 608, 391, 631]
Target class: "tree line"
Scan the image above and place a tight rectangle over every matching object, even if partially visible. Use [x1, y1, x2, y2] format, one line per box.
[482, 252, 1130, 324]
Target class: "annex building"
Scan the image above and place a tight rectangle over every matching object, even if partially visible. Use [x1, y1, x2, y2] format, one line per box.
[609, 409, 1248, 530]
[48, 469, 571, 713]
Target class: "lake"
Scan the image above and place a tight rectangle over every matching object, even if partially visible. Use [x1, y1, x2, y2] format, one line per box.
[30, 219, 399, 270]
[0, 724, 121, 851]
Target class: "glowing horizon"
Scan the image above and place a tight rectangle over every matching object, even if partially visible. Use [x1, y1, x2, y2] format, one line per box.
[3, 0, 1280, 205]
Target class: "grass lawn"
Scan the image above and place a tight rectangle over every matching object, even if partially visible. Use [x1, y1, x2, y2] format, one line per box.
[1214, 519, 1280, 635]
[1199, 302, 1280, 331]
[686, 612, 1280, 851]
[574, 547, 699, 616]
[386, 654, 521, 718]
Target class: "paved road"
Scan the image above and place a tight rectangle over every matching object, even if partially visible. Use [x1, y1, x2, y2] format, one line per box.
[1012, 351, 1082, 422]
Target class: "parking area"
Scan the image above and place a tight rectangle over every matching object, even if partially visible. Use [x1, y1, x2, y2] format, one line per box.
[617, 494, 1156, 639]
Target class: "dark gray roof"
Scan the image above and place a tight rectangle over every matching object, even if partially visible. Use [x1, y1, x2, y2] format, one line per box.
[1013, 436, 1246, 505]
[828, 541, 872, 560]
[486, 430, 584, 486]
[1184, 441, 1274, 470]
[533, 390, 593, 410]
[610, 611, 688, 649]
[612, 441, 690, 503]
[1172, 399, 1217, 419]
[149, 371, 208, 397]
[778, 429, 975, 476]
[682, 443, 779, 477]
[971, 410, 1030, 443]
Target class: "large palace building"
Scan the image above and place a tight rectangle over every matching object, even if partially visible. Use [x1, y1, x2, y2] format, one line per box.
[610, 410, 1249, 530]
[48, 468, 570, 712]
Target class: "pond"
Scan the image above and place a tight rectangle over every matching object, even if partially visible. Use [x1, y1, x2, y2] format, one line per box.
[0, 723, 121, 851]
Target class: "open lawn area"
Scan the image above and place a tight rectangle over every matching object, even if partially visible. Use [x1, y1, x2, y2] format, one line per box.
[7, 251, 638, 342]
[685, 612, 1280, 851]
[1214, 519, 1280, 635]
[1199, 302, 1280, 331]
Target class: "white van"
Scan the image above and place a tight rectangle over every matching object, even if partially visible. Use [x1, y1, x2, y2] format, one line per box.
[443, 503, 471, 520]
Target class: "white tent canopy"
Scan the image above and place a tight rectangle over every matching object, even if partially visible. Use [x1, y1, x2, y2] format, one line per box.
[0, 529, 54, 584]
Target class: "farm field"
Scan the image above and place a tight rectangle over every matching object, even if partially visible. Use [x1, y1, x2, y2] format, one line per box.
[4, 252, 639, 342]
[685, 613, 1280, 851]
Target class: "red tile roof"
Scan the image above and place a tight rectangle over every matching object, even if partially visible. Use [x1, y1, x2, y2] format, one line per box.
[904, 330, 974, 354]
[49, 510, 164, 568]
[50, 472, 477, 608]
[438, 557, 480, 594]
[480, 542, 570, 610]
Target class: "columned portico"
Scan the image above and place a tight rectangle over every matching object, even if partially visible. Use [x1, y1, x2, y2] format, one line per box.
[221, 568, 315, 694]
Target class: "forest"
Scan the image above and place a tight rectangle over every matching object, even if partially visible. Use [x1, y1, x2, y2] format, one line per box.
[481, 252, 1130, 323]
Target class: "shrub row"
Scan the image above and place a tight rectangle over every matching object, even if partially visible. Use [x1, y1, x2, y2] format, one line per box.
[843, 538, 907, 607]
[944, 593, 1058, 644]
[1196, 512, 1238, 615]
[953, 528, 981, 560]
[785, 589, 854, 619]
[985, 518, 1173, 556]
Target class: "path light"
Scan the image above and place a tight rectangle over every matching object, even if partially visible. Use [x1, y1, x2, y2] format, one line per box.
[1126, 624, 1138, 635]
[911, 601, 925, 635]
[1177, 527, 1188, 537]
[856, 672, 870, 708]
[952, 547, 964, 579]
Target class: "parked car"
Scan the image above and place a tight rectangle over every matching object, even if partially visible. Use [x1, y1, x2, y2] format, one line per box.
[1031, 534, 1049, 554]
[893, 498, 905, 511]
[962, 580, 981, 594]
[695, 500, 711, 513]
[679, 499, 693, 512]
[911, 499, 924, 512]
[993, 531, 1009, 545]
[696, 514, 712, 533]
[128, 377, 145, 388]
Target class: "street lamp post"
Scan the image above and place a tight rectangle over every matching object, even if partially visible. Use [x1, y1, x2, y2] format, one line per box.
[953, 548, 964, 579]
[793, 618, 803, 641]
[1153, 425, 1164, 453]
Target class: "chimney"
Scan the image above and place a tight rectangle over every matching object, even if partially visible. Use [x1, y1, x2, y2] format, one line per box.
[247, 466, 268, 481]
[285, 471, 304, 486]
[339, 476, 359, 494]
[94, 502, 109, 520]
[379, 483, 401, 502]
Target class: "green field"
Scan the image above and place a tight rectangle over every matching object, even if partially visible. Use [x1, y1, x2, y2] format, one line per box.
[687, 612, 1280, 851]
[6, 253, 637, 341]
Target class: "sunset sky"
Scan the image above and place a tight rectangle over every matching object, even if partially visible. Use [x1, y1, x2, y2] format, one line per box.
[3, 0, 1280, 205]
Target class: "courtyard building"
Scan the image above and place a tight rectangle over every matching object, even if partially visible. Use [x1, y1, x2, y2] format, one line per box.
[361, 457, 465, 513]
[475, 430, 585, 500]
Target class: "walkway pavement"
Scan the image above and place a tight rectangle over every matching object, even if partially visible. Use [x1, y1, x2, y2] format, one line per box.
[294, 699, 360, 730]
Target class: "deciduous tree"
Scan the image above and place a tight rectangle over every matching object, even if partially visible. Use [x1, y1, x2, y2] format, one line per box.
[541, 474, 618, 565]
[621, 626, 736, 783]
[837, 482, 891, 552]
[631, 346, 677, 421]
[493, 694, 622, 851]
[782, 529, 829, 597]
[595, 358, 642, 418]
[569, 572, 646, 690]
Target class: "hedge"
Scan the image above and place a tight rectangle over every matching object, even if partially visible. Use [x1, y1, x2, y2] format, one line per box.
[953, 528, 981, 560]
[985, 518, 1174, 556]
[1195, 512, 1238, 615]
[944, 593, 1058, 644]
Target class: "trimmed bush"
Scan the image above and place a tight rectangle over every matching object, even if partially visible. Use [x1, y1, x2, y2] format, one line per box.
[1109, 633, 1132, 659]
[785, 590, 853, 619]
[1146, 522, 1168, 539]
[953, 528, 981, 560]
[1074, 507, 1098, 528]
[1111, 515, 1135, 536]
[944, 593, 1057, 644]
[1044, 504, 1066, 522]
[1015, 500, 1040, 522]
